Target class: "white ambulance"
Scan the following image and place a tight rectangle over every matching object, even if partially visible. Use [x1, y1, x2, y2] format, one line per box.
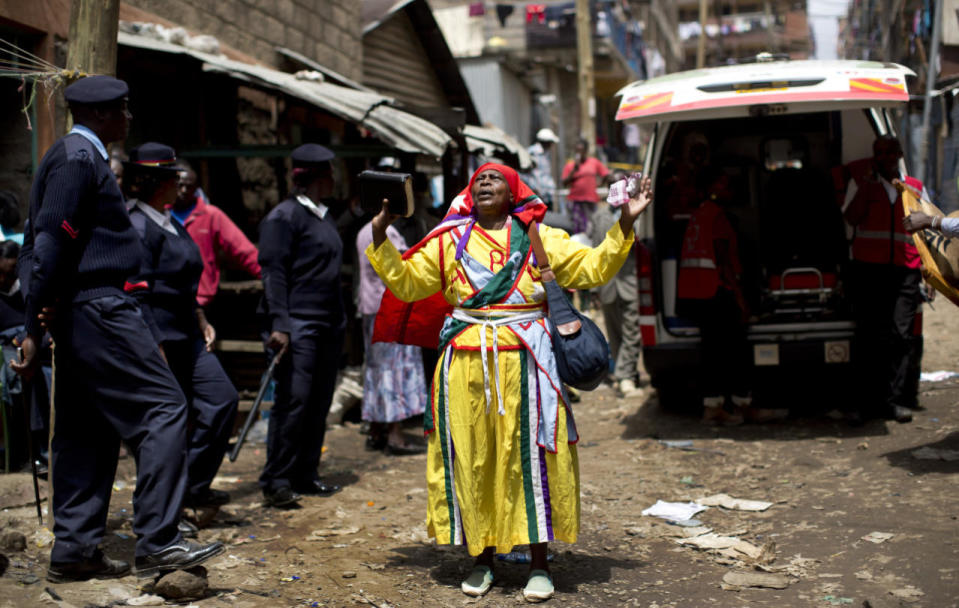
[615, 56, 918, 407]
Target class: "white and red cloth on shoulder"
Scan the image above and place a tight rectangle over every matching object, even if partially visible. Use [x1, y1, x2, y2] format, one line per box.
[371, 163, 547, 347]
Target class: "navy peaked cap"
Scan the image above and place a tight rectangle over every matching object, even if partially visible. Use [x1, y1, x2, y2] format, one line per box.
[124, 142, 179, 174]
[64, 75, 129, 105]
[291, 143, 335, 166]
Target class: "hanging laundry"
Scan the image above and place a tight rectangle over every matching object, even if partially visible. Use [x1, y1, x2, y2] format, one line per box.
[544, 2, 574, 28]
[469, 2, 485, 17]
[495, 4, 514, 27]
[527, 4, 546, 24]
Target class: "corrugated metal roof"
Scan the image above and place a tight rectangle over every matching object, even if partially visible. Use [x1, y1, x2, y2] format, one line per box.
[117, 31, 451, 158]
[462, 124, 532, 171]
[362, 0, 415, 34]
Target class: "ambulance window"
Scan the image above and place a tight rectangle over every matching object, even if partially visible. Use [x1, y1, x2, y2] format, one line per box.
[840, 109, 878, 164]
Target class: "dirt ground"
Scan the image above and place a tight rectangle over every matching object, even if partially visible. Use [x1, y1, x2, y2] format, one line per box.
[0, 304, 957, 608]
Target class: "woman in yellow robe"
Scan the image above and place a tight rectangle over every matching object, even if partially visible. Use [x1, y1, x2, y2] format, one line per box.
[365, 163, 652, 602]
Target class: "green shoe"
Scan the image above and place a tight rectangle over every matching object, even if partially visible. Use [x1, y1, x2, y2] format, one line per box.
[461, 565, 494, 597]
[523, 569, 554, 602]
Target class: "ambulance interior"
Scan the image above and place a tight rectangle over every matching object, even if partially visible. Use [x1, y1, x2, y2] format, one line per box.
[654, 109, 879, 333]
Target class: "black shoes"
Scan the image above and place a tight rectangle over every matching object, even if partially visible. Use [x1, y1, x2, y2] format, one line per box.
[186, 488, 231, 508]
[293, 479, 342, 496]
[47, 549, 131, 583]
[265, 480, 339, 503]
[263, 486, 302, 508]
[890, 405, 913, 423]
[844, 411, 866, 427]
[178, 519, 199, 539]
[134, 540, 224, 579]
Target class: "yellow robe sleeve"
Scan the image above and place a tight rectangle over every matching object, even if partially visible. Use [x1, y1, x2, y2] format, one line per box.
[365, 234, 443, 302]
[543, 222, 634, 290]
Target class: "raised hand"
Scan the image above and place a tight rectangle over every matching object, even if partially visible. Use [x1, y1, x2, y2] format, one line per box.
[371, 198, 402, 248]
[620, 175, 653, 232]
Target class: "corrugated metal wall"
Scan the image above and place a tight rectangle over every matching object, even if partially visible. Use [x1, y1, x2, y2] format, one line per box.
[363, 11, 448, 108]
[459, 58, 533, 145]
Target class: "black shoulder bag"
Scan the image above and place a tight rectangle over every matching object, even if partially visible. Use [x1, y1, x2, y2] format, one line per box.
[527, 221, 610, 391]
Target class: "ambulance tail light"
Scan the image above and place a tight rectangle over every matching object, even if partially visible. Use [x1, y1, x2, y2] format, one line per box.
[636, 240, 656, 346]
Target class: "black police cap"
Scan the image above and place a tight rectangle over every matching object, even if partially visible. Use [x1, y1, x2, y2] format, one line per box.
[64, 75, 129, 106]
[291, 143, 335, 167]
[123, 142, 179, 175]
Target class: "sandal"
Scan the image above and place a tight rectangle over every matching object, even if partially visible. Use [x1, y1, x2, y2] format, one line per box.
[523, 569, 554, 602]
[461, 564, 494, 597]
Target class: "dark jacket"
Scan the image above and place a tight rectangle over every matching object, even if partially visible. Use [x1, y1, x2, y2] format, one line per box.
[0, 289, 24, 333]
[258, 197, 345, 333]
[21, 132, 140, 338]
[128, 202, 204, 344]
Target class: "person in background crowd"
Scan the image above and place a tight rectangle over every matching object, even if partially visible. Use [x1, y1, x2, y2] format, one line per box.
[0, 191, 23, 245]
[172, 160, 261, 308]
[355, 220, 427, 455]
[526, 128, 560, 209]
[903, 209, 959, 236]
[677, 170, 751, 426]
[664, 132, 711, 222]
[124, 143, 239, 526]
[110, 155, 125, 191]
[587, 171, 643, 398]
[12, 75, 222, 583]
[257, 143, 345, 508]
[0, 240, 51, 475]
[377, 156, 401, 172]
[561, 138, 610, 234]
[842, 135, 924, 424]
[365, 162, 652, 602]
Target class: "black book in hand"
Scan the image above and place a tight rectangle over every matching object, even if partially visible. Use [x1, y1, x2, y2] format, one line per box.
[358, 170, 414, 217]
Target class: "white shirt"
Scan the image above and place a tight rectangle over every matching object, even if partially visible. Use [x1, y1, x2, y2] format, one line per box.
[296, 194, 328, 219]
[134, 200, 178, 236]
[938, 217, 959, 237]
[843, 170, 931, 211]
[2, 279, 19, 297]
[69, 125, 108, 161]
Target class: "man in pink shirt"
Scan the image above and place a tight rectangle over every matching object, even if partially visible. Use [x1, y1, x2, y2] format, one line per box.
[561, 138, 611, 233]
[172, 162, 261, 307]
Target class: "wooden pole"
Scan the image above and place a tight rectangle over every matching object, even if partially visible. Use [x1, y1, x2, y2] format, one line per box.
[696, 0, 708, 68]
[63, 0, 121, 134]
[65, 0, 121, 77]
[763, 0, 775, 54]
[575, 0, 596, 155]
[917, 0, 944, 185]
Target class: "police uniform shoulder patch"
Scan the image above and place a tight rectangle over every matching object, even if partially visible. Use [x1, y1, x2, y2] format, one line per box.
[63, 134, 96, 164]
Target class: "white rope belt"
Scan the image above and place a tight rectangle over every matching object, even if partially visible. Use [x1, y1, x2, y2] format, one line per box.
[451, 307, 545, 415]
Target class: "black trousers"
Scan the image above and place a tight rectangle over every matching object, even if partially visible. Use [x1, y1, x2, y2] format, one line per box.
[260, 318, 343, 493]
[848, 262, 922, 415]
[51, 295, 187, 561]
[681, 289, 750, 402]
[165, 338, 239, 501]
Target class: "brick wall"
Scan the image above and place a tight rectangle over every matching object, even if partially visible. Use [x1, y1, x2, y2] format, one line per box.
[124, 0, 363, 79]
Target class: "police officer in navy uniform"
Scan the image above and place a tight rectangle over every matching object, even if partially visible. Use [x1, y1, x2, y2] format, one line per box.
[12, 76, 222, 582]
[123, 143, 239, 516]
[258, 143, 345, 507]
